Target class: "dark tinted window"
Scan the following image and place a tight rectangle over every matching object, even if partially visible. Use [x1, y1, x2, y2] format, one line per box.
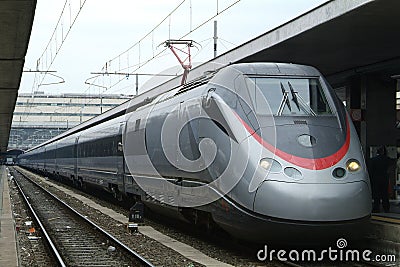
[247, 77, 332, 116]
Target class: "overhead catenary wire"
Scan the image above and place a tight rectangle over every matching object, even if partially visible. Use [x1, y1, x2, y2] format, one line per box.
[91, 0, 242, 96]
[107, 0, 186, 64]
[218, 38, 237, 50]
[24, 0, 88, 122]
[68, 52, 171, 121]
[37, 1, 69, 66]
[37, 0, 88, 88]
[57, 0, 242, 124]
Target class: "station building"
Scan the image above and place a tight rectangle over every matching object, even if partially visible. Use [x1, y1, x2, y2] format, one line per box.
[8, 92, 132, 150]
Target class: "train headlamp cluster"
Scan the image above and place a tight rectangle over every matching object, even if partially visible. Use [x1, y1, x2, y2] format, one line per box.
[346, 159, 361, 172]
[259, 158, 282, 172]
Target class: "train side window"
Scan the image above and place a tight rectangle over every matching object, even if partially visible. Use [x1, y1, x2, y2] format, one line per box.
[110, 138, 114, 156]
[135, 119, 141, 131]
[215, 86, 237, 109]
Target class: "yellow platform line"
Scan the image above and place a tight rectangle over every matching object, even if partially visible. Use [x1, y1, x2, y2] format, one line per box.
[371, 215, 400, 224]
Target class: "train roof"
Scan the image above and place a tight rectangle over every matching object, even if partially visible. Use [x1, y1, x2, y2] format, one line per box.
[230, 62, 321, 77]
[24, 62, 319, 153]
[23, 68, 216, 152]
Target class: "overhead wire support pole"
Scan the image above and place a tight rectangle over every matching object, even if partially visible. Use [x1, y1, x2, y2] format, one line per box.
[214, 21, 218, 58]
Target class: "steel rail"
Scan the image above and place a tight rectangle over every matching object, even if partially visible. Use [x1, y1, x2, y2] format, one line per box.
[13, 172, 67, 267]
[13, 168, 155, 267]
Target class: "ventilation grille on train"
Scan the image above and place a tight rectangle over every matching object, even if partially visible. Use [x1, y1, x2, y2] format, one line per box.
[293, 120, 307, 125]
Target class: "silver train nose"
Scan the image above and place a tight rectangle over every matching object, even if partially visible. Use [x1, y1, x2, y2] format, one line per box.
[253, 180, 371, 221]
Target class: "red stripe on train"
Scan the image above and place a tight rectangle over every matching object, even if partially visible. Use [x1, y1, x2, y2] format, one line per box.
[235, 114, 350, 170]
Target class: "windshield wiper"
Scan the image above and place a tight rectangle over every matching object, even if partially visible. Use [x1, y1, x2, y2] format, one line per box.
[277, 83, 291, 115]
[288, 81, 300, 111]
[287, 81, 316, 116]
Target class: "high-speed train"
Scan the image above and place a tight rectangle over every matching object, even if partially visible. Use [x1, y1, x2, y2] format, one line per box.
[18, 63, 371, 242]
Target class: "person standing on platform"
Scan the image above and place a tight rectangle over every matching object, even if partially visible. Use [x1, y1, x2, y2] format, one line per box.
[369, 146, 395, 213]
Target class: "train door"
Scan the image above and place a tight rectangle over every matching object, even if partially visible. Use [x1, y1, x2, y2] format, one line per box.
[117, 122, 125, 197]
[43, 147, 47, 172]
[178, 99, 202, 173]
[176, 98, 203, 203]
[74, 136, 79, 179]
[55, 141, 58, 176]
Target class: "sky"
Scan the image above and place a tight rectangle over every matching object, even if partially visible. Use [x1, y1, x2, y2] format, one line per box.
[20, 0, 328, 96]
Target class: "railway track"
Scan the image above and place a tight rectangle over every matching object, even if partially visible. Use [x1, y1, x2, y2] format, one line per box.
[12, 168, 154, 267]
[11, 166, 398, 267]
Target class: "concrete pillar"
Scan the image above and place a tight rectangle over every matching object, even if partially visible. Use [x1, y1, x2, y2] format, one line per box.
[364, 75, 396, 151]
[346, 76, 365, 149]
[365, 75, 397, 199]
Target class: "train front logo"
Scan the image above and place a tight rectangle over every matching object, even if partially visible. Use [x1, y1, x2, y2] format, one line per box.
[123, 63, 371, 241]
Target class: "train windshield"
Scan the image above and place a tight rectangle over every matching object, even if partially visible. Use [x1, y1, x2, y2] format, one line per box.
[247, 77, 332, 116]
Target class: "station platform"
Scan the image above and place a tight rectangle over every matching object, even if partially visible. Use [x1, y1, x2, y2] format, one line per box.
[0, 165, 18, 266]
[372, 200, 400, 224]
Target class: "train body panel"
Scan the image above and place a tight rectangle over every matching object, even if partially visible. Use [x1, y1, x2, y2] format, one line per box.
[55, 134, 78, 180]
[44, 141, 57, 175]
[18, 63, 371, 242]
[36, 146, 46, 172]
[72, 116, 125, 196]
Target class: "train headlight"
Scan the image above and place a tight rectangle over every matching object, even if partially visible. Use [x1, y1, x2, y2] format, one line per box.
[259, 159, 271, 169]
[346, 159, 361, 172]
[259, 158, 282, 172]
[284, 167, 303, 180]
[332, 167, 346, 178]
